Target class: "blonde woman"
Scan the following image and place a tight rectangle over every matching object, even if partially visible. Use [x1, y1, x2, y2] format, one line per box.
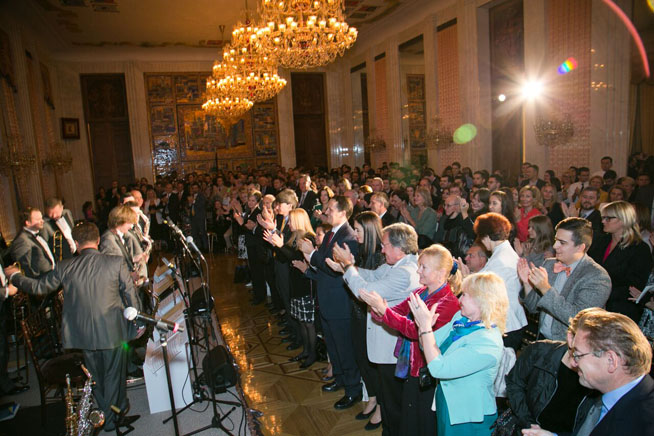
[264, 208, 318, 367]
[588, 200, 652, 322]
[516, 185, 543, 242]
[409, 272, 509, 436]
[359, 244, 462, 435]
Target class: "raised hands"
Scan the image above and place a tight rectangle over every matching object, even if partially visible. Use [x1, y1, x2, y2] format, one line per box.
[408, 292, 439, 331]
[325, 258, 344, 273]
[332, 243, 354, 267]
[359, 289, 388, 317]
[263, 229, 284, 247]
[292, 259, 309, 274]
[455, 257, 471, 278]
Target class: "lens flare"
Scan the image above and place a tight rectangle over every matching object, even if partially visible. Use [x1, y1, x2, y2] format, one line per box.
[453, 124, 477, 144]
[557, 57, 578, 75]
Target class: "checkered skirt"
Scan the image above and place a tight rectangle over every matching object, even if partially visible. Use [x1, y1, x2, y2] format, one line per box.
[290, 295, 315, 323]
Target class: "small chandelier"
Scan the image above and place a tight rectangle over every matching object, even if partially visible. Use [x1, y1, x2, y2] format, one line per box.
[260, 0, 358, 70]
[203, 62, 254, 131]
[42, 142, 73, 173]
[218, 17, 287, 102]
[534, 113, 574, 147]
[0, 135, 36, 177]
[424, 116, 453, 149]
[364, 129, 386, 150]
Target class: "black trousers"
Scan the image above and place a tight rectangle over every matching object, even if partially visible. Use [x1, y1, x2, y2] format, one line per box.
[275, 260, 300, 341]
[83, 346, 128, 427]
[376, 363, 404, 436]
[321, 315, 362, 397]
[400, 374, 437, 436]
[350, 315, 379, 398]
[247, 246, 266, 302]
[0, 305, 14, 393]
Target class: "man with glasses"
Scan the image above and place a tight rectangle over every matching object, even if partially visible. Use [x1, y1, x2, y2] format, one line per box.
[518, 217, 611, 341]
[523, 309, 654, 436]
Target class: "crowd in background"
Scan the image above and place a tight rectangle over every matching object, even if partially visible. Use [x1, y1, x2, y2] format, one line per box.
[79, 151, 654, 436]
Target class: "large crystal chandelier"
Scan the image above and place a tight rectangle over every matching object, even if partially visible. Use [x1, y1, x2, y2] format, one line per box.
[203, 61, 254, 131]
[260, 0, 358, 70]
[218, 19, 287, 102]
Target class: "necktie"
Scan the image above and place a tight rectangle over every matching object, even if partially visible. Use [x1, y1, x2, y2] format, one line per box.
[324, 231, 334, 247]
[300, 192, 306, 206]
[576, 398, 603, 436]
[553, 261, 571, 277]
[35, 234, 56, 269]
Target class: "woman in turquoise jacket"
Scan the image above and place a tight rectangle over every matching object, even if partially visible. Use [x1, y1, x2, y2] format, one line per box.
[408, 272, 509, 436]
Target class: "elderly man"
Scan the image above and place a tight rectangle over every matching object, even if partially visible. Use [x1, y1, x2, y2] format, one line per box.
[369, 192, 396, 227]
[523, 309, 654, 436]
[518, 217, 611, 341]
[296, 174, 318, 213]
[464, 242, 489, 273]
[328, 223, 421, 435]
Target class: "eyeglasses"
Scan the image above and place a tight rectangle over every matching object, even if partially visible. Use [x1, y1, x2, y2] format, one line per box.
[569, 348, 603, 362]
[601, 216, 617, 222]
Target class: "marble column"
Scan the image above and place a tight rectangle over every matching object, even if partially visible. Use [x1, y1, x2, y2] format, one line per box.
[385, 36, 403, 164]
[423, 14, 439, 169]
[277, 68, 295, 169]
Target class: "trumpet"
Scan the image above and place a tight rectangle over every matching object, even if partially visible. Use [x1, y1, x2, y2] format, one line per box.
[52, 229, 64, 262]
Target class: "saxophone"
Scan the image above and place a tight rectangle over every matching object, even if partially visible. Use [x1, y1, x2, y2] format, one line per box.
[65, 364, 105, 436]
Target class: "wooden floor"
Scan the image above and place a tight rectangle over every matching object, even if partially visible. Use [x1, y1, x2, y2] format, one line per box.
[207, 252, 382, 436]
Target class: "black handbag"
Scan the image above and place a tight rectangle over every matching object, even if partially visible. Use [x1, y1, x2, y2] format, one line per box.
[490, 408, 521, 436]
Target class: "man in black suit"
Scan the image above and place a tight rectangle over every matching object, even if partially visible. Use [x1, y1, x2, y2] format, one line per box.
[299, 196, 361, 410]
[190, 182, 208, 251]
[10, 207, 56, 279]
[42, 198, 77, 261]
[523, 309, 654, 436]
[571, 187, 603, 237]
[369, 192, 396, 227]
[297, 174, 318, 213]
[5, 222, 141, 432]
[520, 164, 546, 190]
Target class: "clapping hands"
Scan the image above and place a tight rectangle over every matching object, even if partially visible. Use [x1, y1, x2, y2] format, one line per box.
[263, 229, 284, 247]
[359, 289, 388, 317]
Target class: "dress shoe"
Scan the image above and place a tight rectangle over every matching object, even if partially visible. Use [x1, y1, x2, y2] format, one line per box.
[365, 419, 382, 430]
[286, 342, 301, 351]
[334, 394, 362, 410]
[321, 381, 342, 392]
[278, 328, 290, 336]
[299, 357, 316, 369]
[320, 375, 335, 382]
[280, 336, 294, 343]
[355, 408, 375, 420]
[288, 353, 307, 362]
[5, 385, 29, 395]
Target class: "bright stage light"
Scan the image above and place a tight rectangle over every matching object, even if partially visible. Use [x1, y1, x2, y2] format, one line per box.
[498, 94, 506, 102]
[521, 81, 543, 100]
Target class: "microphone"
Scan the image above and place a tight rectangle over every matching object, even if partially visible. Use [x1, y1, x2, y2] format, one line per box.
[123, 307, 184, 333]
[163, 219, 183, 236]
[186, 236, 205, 261]
[160, 256, 181, 277]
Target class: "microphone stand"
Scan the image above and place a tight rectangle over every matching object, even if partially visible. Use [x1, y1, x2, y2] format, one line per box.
[158, 325, 180, 436]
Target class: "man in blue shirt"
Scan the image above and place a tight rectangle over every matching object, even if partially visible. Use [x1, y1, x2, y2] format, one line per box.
[523, 309, 654, 436]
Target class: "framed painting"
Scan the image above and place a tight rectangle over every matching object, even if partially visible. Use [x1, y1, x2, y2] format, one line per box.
[150, 105, 176, 136]
[407, 101, 425, 125]
[253, 104, 276, 130]
[406, 74, 425, 101]
[177, 105, 220, 159]
[152, 135, 179, 176]
[146, 75, 174, 104]
[61, 118, 80, 139]
[254, 130, 278, 156]
[175, 74, 201, 103]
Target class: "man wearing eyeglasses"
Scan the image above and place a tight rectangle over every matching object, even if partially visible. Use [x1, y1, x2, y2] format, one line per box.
[518, 217, 611, 341]
[523, 309, 654, 436]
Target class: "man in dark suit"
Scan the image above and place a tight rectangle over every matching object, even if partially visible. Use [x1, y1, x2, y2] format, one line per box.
[5, 222, 141, 432]
[369, 192, 396, 227]
[568, 187, 603, 239]
[297, 174, 318, 213]
[10, 207, 56, 279]
[190, 182, 208, 252]
[42, 198, 77, 261]
[299, 196, 361, 410]
[523, 309, 654, 436]
[520, 164, 546, 190]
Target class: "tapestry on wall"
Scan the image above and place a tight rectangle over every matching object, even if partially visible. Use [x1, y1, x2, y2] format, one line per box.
[145, 72, 280, 176]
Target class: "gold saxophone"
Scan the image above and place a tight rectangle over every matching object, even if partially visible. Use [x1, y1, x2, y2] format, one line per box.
[52, 229, 63, 262]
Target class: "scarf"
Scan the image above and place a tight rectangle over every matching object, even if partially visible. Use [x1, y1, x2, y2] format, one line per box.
[439, 317, 488, 354]
[394, 284, 446, 379]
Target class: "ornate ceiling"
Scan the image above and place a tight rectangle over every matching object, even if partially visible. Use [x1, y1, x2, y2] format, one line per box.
[20, 0, 403, 50]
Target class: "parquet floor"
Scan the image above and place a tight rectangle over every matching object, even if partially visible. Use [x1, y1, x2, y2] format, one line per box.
[207, 253, 382, 436]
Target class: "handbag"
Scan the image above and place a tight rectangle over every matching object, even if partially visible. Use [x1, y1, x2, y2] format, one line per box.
[418, 366, 434, 389]
[490, 408, 521, 436]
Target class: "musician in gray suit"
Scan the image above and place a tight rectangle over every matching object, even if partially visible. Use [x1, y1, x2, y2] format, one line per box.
[6, 222, 141, 431]
[518, 217, 612, 341]
[42, 197, 77, 261]
[100, 205, 145, 282]
[10, 207, 56, 279]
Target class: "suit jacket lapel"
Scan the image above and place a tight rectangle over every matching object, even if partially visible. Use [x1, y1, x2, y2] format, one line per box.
[551, 255, 588, 298]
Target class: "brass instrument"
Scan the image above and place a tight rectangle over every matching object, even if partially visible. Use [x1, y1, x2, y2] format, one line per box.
[64, 364, 105, 436]
[52, 229, 64, 262]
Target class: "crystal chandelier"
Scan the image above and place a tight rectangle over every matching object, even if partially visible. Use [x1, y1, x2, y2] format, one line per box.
[218, 19, 287, 102]
[534, 113, 574, 147]
[42, 142, 73, 173]
[424, 116, 453, 149]
[0, 135, 36, 178]
[203, 61, 254, 131]
[260, 0, 358, 70]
